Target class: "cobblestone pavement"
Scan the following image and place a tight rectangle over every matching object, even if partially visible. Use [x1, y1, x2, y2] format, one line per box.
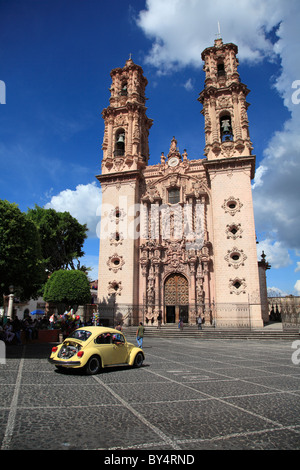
[1, 335, 300, 451]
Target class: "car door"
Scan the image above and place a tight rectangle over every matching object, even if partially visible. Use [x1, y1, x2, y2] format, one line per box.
[94, 333, 128, 366]
[94, 333, 114, 366]
[109, 333, 128, 365]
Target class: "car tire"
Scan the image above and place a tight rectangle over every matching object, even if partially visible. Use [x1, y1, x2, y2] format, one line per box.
[85, 355, 101, 375]
[134, 352, 144, 368]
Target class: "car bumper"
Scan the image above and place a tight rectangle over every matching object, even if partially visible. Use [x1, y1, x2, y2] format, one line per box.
[48, 358, 82, 367]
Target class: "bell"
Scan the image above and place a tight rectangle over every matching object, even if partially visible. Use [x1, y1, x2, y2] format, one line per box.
[116, 134, 125, 144]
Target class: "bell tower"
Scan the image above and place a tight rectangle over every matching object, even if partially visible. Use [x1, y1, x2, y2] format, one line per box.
[199, 38, 265, 328]
[199, 38, 253, 160]
[101, 57, 152, 174]
[96, 58, 152, 312]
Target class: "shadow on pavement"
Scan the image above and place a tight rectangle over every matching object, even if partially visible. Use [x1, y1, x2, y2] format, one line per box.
[5, 342, 54, 360]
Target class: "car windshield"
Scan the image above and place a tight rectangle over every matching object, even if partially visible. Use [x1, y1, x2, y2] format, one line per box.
[68, 330, 92, 341]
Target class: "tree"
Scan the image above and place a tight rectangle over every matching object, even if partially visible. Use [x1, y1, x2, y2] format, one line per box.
[43, 269, 91, 308]
[0, 200, 46, 302]
[27, 205, 88, 273]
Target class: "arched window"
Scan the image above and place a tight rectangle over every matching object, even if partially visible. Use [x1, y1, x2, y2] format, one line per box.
[220, 115, 233, 141]
[120, 81, 127, 96]
[115, 129, 125, 156]
[168, 188, 180, 204]
[217, 62, 225, 77]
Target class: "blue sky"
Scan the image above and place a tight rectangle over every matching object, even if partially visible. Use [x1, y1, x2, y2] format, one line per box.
[1, 0, 300, 296]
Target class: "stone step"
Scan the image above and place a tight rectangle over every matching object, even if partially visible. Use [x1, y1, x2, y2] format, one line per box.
[123, 325, 299, 340]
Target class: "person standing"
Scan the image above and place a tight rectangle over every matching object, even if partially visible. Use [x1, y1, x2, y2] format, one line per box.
[197, 315, 202, 330]
[4, 321, 15, 343]
[49, 314, 55, 329]
[12, 317, 22, 344]
[136, 322, 145, 348]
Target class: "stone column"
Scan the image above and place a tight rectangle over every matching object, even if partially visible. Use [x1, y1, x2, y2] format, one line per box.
[203, 260, 210, 322]
[128, 114, 133, 155]
[233, 94, 242, 140]
[210, 97, 219, 143]
[107, 118, 114, 158]
[189, 261, 196, 323]
[140, 201, 149, 241]
[140, 264, 148, 323]
[154, 262, 160, 317]
[7, 294, 14, 321]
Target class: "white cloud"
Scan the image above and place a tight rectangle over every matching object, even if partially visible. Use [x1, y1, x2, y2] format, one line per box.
[253, 115, 300, 250]
[183, 78, 194, 91]
[257, 238, 292, 269]
[294, 280, 300, 295]
[252, 2, 300, 253]
[252, 165, 267, 189]
[295, 262, 300, 273]
[268, 286, 288, 297]
[45, 182, 102, 238]
[183, 78, 193, 91]
[137, 0, 284, 71]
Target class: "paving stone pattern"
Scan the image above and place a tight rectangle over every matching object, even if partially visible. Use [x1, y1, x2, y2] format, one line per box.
[1, 336, 300, 450]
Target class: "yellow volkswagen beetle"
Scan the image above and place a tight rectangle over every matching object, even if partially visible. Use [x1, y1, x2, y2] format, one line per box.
[48, 326, 144, 375]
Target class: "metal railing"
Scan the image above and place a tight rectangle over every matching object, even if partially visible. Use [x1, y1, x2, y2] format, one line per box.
[94, 301, 272, 329]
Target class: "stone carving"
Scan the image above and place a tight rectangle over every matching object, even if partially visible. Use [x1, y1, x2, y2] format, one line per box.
[226, 223, 243, 239]
[222, 197, 243, 216]
[225, 247, 247, 269]
[144, 186, 161, 202]
[109, 207, 126, 223]
[107, 254, 125, 273]
[229, 277, 246, 295]
[217, 96, 232, 109]
[109, 231, 124, 246]
[108, 280, 122, 296]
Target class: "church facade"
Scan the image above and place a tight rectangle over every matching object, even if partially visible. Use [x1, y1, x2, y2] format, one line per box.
[96, 38, 269, 328]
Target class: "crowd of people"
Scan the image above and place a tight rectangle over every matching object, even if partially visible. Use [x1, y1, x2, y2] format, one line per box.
[0, 316, 39, 344]
[0, 310, 87, 345]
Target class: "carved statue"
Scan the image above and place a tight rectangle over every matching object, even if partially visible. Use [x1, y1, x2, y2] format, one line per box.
[147, 285, 155, 304]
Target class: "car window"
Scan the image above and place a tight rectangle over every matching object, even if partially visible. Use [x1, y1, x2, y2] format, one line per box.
[68, 330, 92, 341]
[112, 333, 125, 344]
[95, 333, 112, 345]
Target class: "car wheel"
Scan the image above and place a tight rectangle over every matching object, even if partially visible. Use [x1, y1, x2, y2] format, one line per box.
[85, 355, 101, 375]
[134, 352, 144, 368]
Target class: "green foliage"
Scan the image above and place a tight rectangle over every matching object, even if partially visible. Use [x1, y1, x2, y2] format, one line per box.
[43, 269, 91, 306]
[0, 200, 46, 302]
[0, 200, 90, 305]
[27, 205, 88, 273]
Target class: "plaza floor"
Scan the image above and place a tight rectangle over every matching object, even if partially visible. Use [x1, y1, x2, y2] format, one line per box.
[1, 334, 300, 451]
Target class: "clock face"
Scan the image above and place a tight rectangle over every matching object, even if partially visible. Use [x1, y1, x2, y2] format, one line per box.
[168, 157, 179, 167]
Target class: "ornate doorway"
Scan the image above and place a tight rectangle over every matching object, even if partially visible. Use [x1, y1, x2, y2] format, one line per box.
[164, 274, 189, 323]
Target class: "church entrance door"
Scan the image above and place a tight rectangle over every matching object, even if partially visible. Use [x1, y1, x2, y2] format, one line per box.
[164, 274, 189, 323]
[166, 305, 175, 323]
